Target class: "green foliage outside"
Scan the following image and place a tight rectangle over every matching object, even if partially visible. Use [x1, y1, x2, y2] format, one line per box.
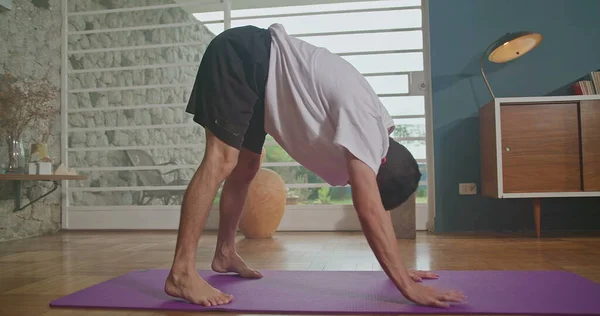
[214, 125, 428, 205]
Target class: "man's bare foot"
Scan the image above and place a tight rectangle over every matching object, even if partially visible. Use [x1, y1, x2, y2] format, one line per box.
[164, 269, 233, 306]
[212, 251, 262, 278]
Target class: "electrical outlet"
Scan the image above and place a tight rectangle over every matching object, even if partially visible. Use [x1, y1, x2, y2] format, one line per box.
[459, 183, 477, 195]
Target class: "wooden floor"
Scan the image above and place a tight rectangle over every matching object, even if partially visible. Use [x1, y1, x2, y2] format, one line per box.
[1, 230, 600, 316]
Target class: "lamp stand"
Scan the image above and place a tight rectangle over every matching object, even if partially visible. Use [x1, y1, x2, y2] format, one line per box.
[480, 31, 543, 101]
[480, 39, 500, 99]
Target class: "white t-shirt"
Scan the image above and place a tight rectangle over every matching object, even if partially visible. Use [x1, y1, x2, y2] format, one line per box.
[264, 24, 394, 186]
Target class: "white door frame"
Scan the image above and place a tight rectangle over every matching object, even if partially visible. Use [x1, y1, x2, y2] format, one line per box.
[421, 0, 436, 231]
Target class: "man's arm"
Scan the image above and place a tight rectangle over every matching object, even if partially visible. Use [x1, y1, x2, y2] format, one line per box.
[344, 150, 414, 293]
[344, 150, 466, 308]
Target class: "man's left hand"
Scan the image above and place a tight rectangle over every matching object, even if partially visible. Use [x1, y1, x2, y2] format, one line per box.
[409, 270, 439, 282]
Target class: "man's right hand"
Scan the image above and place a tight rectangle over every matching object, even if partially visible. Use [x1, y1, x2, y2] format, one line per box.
[343, 150, 466, 309]
[402, 282, 466, 308]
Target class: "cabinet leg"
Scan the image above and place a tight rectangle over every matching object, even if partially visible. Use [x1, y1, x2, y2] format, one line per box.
[533, 198, 541, 238]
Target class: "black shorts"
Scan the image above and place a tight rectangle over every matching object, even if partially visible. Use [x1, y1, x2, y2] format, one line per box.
[186, 26, 272, 154]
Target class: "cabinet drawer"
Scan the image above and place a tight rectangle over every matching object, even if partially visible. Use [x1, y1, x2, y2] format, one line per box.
[500, 103, 581, 193]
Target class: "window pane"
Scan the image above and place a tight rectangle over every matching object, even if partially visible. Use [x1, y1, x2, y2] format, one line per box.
[212, 184, 347, 206]
[416, 162, 428, 203]
[194, 12, 223, 22]
[343, 53, 423, 73]
[202, 29, 424, 56]
[381, 96, 425, 116]
[201, 29, 424, 53]
[398, 139, 426, 160]
[393, 117, 426, 137]
[286, 185, 428, 206]
[239, 0, 421, 15]
[263, 166, 327, 184]
[194, 0, 421, 21]
[366, 75, 409, 94]
[223, 9, 421, 35]
[204, 23, 224, 34]
[298, 31, 422, 54]
[264, 145, 295, 163]
[286, 187, 353, 205]
[416, 186, 427, 203]
[418, 162, 427, 183]
[213, 184, 354, 206]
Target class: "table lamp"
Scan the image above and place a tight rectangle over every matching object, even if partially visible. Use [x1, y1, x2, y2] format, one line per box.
[480, 31, 543, 98]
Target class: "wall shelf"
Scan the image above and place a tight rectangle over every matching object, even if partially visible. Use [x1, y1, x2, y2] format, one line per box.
[0, 174, 87, 212]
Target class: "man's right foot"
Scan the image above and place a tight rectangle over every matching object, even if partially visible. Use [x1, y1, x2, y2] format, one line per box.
[164, 269, 233, 306]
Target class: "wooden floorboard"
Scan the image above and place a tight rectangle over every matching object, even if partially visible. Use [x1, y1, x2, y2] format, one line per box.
[1, 230, 599, 316]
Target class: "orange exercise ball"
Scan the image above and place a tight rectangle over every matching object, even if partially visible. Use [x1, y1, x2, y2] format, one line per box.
[239, 148, 286, 238]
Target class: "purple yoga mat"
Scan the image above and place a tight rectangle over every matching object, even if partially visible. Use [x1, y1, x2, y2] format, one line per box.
[50, 269, 600, 315]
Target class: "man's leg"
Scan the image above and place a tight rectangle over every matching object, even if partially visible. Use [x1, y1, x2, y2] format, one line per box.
[211, 147, 262, 278]
[164, 129, 239, 306]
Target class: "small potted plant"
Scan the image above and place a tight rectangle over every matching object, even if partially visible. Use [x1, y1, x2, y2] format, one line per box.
[0, 73, 59, 173]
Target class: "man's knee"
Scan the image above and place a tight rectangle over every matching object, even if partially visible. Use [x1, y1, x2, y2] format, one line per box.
[233, 151, 261, 184]
[203, 139, 240, 180]
[219, 151, 239, 178]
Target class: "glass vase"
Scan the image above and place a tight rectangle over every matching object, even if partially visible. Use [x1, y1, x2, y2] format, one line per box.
[6, 133, 25, 173]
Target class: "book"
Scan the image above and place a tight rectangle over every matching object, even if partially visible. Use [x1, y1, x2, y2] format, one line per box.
[573, 80, 594, 95]
[572, 71, 600, 95]
[591, 71, 600, 94]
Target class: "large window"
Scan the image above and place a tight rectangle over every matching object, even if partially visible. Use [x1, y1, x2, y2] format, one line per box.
[195, 0, 429, 207]
[63, 0, 431, 230]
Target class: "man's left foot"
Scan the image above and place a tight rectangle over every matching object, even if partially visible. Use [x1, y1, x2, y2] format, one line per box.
[211, 251, 263, 279]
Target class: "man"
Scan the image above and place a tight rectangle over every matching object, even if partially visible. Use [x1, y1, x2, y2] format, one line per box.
[164, 23, 465, 308]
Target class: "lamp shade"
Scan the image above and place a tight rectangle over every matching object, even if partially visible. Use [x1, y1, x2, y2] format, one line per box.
[488, 31, 542, 63]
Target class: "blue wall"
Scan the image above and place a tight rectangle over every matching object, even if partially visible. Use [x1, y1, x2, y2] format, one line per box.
[429, 0, 600, 232]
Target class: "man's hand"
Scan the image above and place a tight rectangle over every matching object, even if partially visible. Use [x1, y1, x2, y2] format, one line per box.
[404, 283, 466, 308]
[409, 270, 439, 282]
[344, 150, 465, 308]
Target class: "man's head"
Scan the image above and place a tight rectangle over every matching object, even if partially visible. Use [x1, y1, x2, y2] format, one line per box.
[376, 138, 422, 211]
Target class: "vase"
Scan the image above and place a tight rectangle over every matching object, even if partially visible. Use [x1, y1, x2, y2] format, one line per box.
[238, 148, 286, 238]
[238, 168, 287, 238]
[6, 133, 25, 173]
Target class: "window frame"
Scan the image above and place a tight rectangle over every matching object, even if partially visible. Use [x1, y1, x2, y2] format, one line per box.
[61, 0, 435, 232]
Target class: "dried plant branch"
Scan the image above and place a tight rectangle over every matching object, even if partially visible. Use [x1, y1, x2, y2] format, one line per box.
[0, 73, 60, 143]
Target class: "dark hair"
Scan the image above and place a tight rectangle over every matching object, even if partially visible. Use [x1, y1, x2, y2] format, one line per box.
[376, 138, 422, 210]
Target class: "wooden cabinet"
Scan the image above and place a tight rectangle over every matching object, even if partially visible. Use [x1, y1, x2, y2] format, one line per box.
[479, 96, 600, 237]
[581, 101, 600, 191]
